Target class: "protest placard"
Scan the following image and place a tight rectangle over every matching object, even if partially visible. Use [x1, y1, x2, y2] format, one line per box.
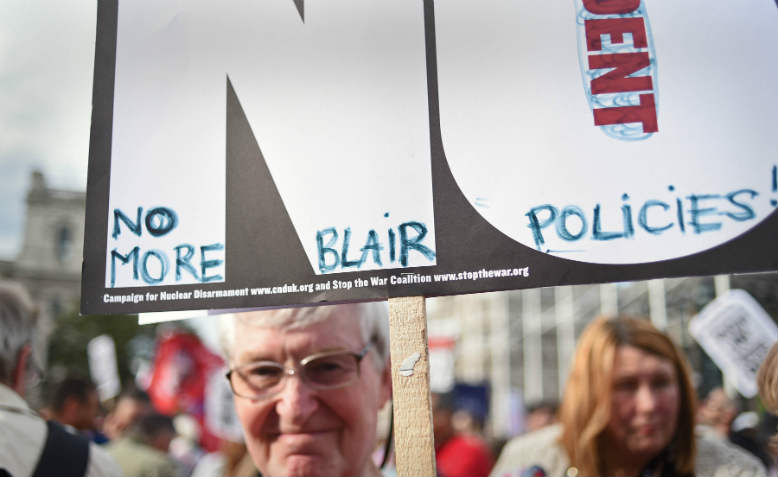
[690, 289, 778, 398]
[87, 335, 120, 401]
[83, 0, 777, 315]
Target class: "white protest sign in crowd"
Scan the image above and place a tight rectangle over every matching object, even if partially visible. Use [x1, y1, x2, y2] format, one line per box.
[690, 289, 778, 398]
[87, 334, 121, 401]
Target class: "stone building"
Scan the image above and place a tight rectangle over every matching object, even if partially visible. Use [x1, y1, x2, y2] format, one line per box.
[0, 170, 85, 361]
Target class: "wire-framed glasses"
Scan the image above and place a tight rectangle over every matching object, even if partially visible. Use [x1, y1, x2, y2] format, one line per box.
[226, 343, 372, 400]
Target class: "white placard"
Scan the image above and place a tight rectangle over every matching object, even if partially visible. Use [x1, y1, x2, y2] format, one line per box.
[428, 318, 460, 393]
[87, 335, 121, 401]
[689, 289, 778, 398]
[204, 366, 245, 443]
[429, 337, 456, 393]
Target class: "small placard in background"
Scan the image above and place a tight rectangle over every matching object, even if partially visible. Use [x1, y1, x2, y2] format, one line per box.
[690, 289, 778, 398]
[87, 335, 121, 401]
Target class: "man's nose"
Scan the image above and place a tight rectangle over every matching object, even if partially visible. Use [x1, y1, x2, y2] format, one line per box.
[275, 373, 319, 426]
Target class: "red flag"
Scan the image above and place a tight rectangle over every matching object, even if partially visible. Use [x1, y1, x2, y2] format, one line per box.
[147, 331, 224, 451]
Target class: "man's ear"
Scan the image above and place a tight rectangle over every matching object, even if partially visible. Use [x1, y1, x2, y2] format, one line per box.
[379, 358, 393, 406]
[12, 344, 31, 396]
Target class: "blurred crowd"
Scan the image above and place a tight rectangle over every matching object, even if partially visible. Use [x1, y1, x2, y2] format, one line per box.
[9, 371, 259, 477]
[1, 279, 776, 477]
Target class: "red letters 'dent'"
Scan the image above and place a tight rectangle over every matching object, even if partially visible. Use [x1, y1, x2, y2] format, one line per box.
[581, 4, 657, 135]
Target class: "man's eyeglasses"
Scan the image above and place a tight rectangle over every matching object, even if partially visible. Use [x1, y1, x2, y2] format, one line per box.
[226, 343, 372, 400]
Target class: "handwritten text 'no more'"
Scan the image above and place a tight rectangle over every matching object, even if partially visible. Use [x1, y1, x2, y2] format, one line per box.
[109, 206, 225, 287]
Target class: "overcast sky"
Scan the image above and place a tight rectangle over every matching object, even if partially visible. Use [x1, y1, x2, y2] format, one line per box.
[0, 2, 96, 257]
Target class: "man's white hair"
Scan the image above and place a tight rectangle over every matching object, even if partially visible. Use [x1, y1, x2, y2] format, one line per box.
[220, 301, 389, 370]
[0, 281, 39, 384]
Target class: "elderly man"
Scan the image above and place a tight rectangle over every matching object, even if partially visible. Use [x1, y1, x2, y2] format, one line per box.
[0, 281, 121, 476]
[221, 302, 392, 477]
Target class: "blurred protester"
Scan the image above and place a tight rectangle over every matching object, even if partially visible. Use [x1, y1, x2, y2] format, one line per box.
[49, 375, 102, 434]
[698, 387, 737, 438]
[492, 316, 766, 477]
[103, 388, 153, 440]
[107, 412, 178, 477]
[432, 392, 494, 477]
[698, 387, 773, 468]
[758, 342, 778, 474]
[524, 400, 558, 433]
[759, 343, 778, 413]
[169, 414, 205, 477]
[729, 412, 774, 470]
[220, 302, 392, 477]
[0, 281, 121, 476]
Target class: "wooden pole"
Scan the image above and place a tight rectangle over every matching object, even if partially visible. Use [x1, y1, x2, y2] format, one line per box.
[388, 296, 436, 477]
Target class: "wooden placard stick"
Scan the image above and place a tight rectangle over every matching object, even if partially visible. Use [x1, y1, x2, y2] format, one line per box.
[388, 296, 436, 477]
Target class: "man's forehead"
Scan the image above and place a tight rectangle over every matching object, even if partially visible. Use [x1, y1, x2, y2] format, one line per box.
[232, 308, 362, 359]
[236, 305, 364, 331]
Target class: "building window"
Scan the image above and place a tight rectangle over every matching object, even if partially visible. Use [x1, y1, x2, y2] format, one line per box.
[50, 296, 62, 318]
[55, 225, 72, 262]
